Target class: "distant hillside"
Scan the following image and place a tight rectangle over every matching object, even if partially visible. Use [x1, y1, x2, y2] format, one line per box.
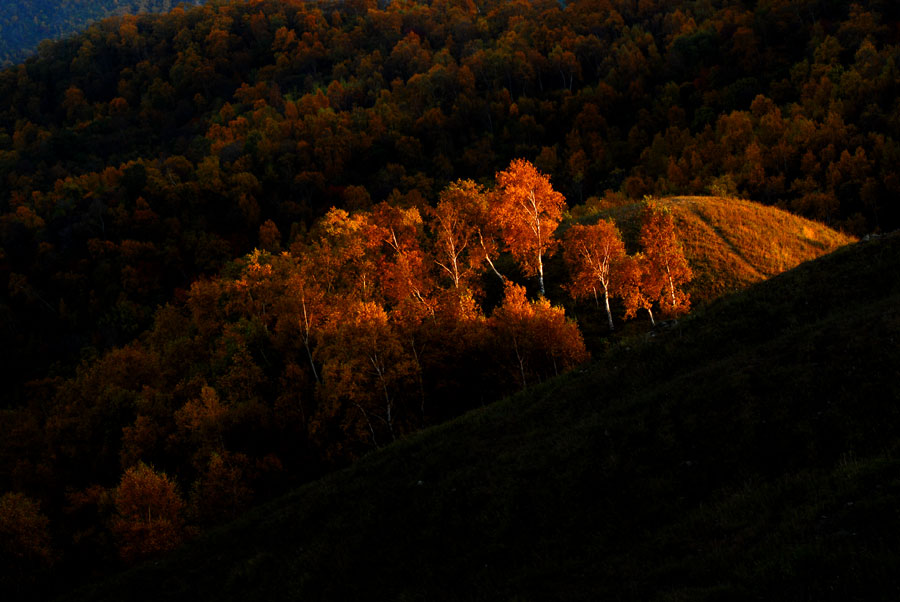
[65, 233, 900, 601]
[0, 1, 202, 66]
[572, 196, 857, 306]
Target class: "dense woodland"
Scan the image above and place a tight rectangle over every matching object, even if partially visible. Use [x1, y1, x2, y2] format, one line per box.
[0, 0, 897, 596]
[0, 1, 202, 66]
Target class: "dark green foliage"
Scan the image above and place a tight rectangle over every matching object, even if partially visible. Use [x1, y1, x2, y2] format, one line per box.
[60, 234, 900, 601]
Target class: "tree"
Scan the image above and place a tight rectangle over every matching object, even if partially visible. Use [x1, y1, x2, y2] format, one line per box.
[315, 301, 418, 455]
[258, 219, 282, 252]
[371, 202, 434, 312]
[495, 159, 568, 295]
[174, 385, 228, 462]
[615, 253, 658, 326]
[563, 219, 627, 331]
[429, 180, 483, 290]
[189, 452, 253, 526]
[0, 492, 53, 589]
[304, 208, 383, 300]
[639, 200, 692, 318]
[449, 179, 507, 284]
[110, 463, 185, 563]
[490, 283, 588, 391]
[280, 262, 329, 385]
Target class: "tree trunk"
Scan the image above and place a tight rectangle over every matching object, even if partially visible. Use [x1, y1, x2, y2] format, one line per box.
[409, 337, 426, 425]
[604, 288, 614, 331]
[537, 252, 545, 296]
[513, 336, 527, 390]
[301, 297, 320, 384]
[352, 402, 379, 448]
[371, 355, 396, 442]
[477, 229, 505, 282]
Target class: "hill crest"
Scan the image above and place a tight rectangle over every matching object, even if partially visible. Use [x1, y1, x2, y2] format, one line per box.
[573, 195, 856, 306]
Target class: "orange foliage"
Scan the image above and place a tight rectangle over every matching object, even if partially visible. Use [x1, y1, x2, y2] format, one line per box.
[490, 283, 588, 390]
[315, 301, 418, 455]
[613, 253, 656, 324]
[495, 159, 568, 295]
[563, 219, 627, 330]
[429, 180, 487, 290]
[305, 208, 383, 299]
[371, 202, 435, 311]
[175, 386, 228, 456]
[640, 201, 693, 318]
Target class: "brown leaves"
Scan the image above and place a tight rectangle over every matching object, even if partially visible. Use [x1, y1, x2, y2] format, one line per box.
[189, 452, 253, 526]
[0, 492, 53, 566]
[110, 463, 184, 563]
[315, 300, 419, 454]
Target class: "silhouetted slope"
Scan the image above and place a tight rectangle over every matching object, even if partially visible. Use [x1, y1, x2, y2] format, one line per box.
[65, 233, 900, 601]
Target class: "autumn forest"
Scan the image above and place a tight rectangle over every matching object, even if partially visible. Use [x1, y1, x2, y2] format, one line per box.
[1, 0, 898, 597]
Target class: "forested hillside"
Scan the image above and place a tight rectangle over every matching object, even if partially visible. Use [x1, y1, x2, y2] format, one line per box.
[0, 0, 891, 597]
[2, 0, 896, 402]
[0, 1, 203, 66]
[62, 231, 900, 602]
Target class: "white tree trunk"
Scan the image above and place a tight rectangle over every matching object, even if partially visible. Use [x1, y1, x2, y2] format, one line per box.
[603, 288, 614, 331]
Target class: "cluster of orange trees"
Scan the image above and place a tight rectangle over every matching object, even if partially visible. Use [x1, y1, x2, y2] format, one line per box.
[0, 160, 691, 586]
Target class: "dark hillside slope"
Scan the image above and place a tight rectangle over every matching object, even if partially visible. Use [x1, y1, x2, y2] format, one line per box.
[65, 235, 900, 600]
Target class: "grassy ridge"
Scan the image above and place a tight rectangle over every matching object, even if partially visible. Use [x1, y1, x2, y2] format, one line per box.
[573, 196, 856, 307]
[671, 196, 856, 303]
[62, 231, 900, 600]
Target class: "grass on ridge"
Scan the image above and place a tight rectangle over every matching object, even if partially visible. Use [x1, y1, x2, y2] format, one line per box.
[569, 195, 856, 306]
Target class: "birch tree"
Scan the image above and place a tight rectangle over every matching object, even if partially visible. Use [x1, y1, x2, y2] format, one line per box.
[495, 159, 567, 295]
[431, 178, 506, 286]
[562, 219, 627, 331]
[639, 201, 693, 318]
